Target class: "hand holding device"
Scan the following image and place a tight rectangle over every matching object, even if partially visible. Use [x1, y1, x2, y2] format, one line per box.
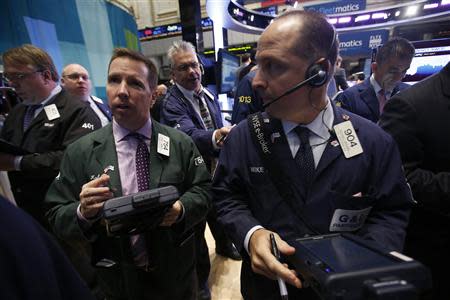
[249, 229, 302, 288]
[270, 233, 289, 300]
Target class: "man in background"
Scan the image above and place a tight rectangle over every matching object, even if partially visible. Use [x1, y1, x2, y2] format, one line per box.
[46, 48, 211, 300]
[231, 70, 263, 125]
[150, 83, 168, 122]
[161, 40, 240, 300]
[61, 64, 111, 127]
[380, 62, 450, 299]
[0, 44, 101, 228]
[335, 37, 415, 123]
[334, 55, 349, 91]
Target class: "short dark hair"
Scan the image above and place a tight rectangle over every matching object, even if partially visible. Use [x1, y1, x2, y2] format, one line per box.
[376, 37, 415, 65]
[2, 44, 59, 82]
[241, 53, 251, 63]
[274, 10, 338, 66]
[108, 48, 158, 89]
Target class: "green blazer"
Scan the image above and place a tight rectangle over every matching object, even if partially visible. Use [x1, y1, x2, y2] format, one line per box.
[45, 120, 212, 300]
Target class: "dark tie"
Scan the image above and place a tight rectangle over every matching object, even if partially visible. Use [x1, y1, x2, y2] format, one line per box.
[128, 133, 150, 268]
[378, 89, 387, 113]
[194, 92, 215, 131]
[294, 126, 315, 187]
[23, 104, 42, 131]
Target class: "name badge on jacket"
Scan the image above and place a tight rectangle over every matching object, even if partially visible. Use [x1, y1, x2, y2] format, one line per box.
[329, 207, 371, 232]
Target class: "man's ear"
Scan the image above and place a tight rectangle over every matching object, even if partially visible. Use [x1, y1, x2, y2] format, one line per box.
[60, 76, 66, 86]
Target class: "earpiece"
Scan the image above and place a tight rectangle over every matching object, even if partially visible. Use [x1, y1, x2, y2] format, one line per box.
[305, 62, 328, 87]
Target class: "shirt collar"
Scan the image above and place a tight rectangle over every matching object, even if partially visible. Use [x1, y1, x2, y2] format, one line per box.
[176, 82, 203, 101]
[282, 99, 334, 140]
[370, 74, 386, 95]
[25, 85, 62, 106]
[113, 117, 152, 142]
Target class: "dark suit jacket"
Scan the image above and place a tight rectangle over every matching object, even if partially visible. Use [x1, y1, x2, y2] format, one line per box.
[45, 121, 212, 300]
[160, 85, 223, 166]
[335, 78, 410, 123]
[0, 89, 101, 226]
[0, 197, 94, 300]
[231, 70, 263, 125]
[213, 104, 412, 299]
[379, 62, 450, 298]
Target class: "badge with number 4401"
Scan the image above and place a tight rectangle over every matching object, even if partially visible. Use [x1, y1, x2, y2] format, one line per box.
[333, 121, 363, 158]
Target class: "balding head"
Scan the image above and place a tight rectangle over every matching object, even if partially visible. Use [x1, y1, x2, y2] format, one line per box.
[61, 64, 92, 102]
[269, 10, 338, 66]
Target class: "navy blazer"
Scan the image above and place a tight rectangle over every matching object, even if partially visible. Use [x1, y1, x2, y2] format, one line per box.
[334, 78, 410, 123]
[160, 85, 223, 161]
[91, 96, 112, 121]
[212, 103, 412, 299]
[231, 71, 263, 125]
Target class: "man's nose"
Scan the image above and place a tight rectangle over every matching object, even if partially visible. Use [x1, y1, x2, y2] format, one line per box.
[117, 81, 129, 99]
[252, 69, 266, 91]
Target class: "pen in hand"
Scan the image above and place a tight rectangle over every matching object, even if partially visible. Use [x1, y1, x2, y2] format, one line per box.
[270, 233, 289, 300]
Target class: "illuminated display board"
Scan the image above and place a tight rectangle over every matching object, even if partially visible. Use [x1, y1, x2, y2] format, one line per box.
[139, 18, 213, 41]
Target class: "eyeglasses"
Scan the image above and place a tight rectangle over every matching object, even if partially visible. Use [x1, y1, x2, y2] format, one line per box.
[3, 70, 42, 83]
[175, 62, 200, 72]
[63, 73, 90, 81]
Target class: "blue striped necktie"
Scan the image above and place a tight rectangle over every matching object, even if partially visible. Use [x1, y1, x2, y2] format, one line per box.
[23, 104, 42, 131]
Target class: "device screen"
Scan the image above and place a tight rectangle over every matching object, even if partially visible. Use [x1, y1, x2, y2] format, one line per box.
[299, 235, 396, 273]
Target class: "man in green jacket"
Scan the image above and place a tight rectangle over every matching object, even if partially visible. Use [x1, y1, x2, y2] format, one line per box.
[45, 48, 211, 300]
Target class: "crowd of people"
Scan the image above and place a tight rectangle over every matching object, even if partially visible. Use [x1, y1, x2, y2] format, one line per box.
[0, 9, 448, 300]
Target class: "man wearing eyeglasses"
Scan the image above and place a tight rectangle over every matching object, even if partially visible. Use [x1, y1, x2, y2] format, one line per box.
[0, 44, 101, 229]
[334, 37, 415, 123]
[160, 40, 240, 300]
[61, 64, 111, 127]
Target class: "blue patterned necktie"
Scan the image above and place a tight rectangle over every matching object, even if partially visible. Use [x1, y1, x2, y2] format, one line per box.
[294, 126, 315, 187]
[23, 104, 42, 131]
[194, 92, 215, 131]
[128, 133, 150, 268]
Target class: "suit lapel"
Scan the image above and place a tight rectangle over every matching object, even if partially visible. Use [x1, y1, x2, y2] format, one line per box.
[92, 125, 123, 196]
[173, 86, 206, 130]
[314, 104, 347, 178]
[148, 122, 168, 190]
[93, 98, 112, 121]
[359, 80, 379, 120]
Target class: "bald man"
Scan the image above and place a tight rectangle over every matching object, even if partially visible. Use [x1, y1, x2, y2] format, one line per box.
[61, 64, 111, 127]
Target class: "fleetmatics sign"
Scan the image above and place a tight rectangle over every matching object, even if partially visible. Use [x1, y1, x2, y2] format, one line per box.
[303, 0, 366, 15]
[338, 30, 389, 56]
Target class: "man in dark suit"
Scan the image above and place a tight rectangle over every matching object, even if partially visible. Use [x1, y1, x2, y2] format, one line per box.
[231, 70, 263, 125]
[160, 40, 240, 300]
[61, 63, 112, 127]
[379, 61, 450, 300]
[45, 48, 211, 300]
[213, 10, 412, 300]
[335, 37, 415, 123]
[0, 196, 95, 300]
[0, 44, 101, 228]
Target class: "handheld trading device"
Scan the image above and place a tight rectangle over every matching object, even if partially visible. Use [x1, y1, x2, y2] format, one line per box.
[102, 185, 179, 236]
[287, 234, 431, 300]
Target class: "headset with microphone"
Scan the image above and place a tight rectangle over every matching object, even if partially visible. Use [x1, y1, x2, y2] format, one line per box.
[262, 26, 337, 110]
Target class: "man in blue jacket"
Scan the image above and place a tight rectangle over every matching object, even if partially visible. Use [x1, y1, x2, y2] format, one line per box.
[212, 10, 412, 300]
[334, 37, 415, 123]
[160, 40, 240, 300]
